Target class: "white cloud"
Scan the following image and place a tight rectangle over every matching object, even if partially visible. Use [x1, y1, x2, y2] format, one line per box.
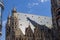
[28, 0, 49, 8]
[27, 2, 39, 13]
[28, 3, 39, 8]
[41, 0, 44, 2]
[38, 0, 49, 3]
[28, 3, 39, 6]
[33, 3, 39, 6]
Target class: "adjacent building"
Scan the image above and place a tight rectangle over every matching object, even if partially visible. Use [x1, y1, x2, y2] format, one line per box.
[51, 0, 60, 40]
[0, 0, 4, 35]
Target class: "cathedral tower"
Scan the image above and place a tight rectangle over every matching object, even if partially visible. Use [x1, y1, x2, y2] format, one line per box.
[0, 0, 4, 35]
[51, 0, 60, 40]
[6, 8, 19, 40]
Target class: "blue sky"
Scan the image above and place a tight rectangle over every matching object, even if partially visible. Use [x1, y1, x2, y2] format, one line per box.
[0, 0, 51, 40]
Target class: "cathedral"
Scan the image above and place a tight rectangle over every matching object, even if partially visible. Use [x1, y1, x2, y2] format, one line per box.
[6, 8, 53, 40]
[5, 0, 60, 40]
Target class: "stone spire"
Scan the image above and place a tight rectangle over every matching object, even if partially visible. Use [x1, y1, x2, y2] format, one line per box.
[12, 7, 17, 13]
[12, 7, 17, 17]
